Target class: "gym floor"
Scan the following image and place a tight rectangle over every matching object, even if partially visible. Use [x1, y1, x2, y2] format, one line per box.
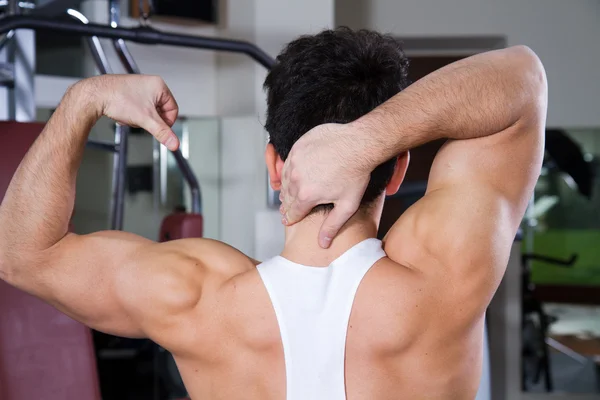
[530, 304, 600, 393]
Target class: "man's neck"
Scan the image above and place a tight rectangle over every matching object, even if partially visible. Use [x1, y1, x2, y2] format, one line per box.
[280, 199, 383, 267]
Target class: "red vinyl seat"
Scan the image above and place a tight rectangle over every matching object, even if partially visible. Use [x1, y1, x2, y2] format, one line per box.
[0, 121, 101, 400]
[159, 212, 203, 242]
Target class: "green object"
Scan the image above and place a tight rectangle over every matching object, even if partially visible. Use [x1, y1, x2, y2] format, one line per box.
[526, 230, 600, 286]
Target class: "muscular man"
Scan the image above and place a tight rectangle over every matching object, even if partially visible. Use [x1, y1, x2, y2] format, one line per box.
[0, 28, 546, 399]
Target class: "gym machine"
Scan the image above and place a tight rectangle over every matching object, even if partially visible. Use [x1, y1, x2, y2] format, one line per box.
[0, 0, 277, 231]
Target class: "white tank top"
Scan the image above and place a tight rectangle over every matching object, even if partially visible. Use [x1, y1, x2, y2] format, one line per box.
[257, 238, 386, 400]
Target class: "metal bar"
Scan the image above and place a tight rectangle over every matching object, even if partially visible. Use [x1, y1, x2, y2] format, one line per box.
[113, 38, 140, 74]
[0, 1, 35, 10]
[7, 0, 18, 14]
[0, 15, 276, 69]
[66, 9, 113, 75]
[110, 124, 129, 230]
[0, 30, 15, 52]
[545, 337, 588, 365]
[160, 144, 167, 205]
[86, 140, 119, 152]
[0, 13, 276, 210]
[172, 149, 201, 214]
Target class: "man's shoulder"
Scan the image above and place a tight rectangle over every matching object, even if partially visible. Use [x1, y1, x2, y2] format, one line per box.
[167, 238, 259, 275]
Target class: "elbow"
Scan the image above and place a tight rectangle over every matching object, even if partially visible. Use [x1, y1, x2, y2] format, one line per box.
[510, 45, 548, 104]
[507, 45, 548, 127]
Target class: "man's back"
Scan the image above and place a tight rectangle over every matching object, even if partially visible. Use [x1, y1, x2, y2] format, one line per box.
[0, 43, 546, 400]
[170, 237, 484, 400]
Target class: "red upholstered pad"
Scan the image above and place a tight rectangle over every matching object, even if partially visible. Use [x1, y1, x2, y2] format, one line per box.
[0, 121, 101, 400]
[159, 213, 203, 242]
[0, 121, 45, 203]
[0, 283, 102, 400]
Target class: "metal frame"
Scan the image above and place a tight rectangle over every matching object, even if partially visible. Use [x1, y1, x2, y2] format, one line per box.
[107, 0, 202, 216]
[0, 9, 276, 228]
[0, 15, 275, 69]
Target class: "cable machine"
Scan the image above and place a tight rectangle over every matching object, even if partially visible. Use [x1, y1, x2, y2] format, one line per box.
[0, 0, 277, 231]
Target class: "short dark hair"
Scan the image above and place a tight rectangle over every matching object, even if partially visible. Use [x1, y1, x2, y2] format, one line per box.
[264, 27, 410, 210]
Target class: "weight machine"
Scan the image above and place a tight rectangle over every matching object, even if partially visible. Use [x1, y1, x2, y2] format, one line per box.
[0, 0, 276, 230]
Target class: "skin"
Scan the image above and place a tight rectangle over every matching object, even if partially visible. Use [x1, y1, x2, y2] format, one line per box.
[0, 45, 546, 400]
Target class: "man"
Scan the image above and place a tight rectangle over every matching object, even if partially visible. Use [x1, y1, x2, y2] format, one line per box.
[0, 28, 546, 399]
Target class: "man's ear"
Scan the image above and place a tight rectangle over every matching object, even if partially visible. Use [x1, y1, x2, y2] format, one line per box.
[386, 151, 410, 196]
[265, 143, 285, 191]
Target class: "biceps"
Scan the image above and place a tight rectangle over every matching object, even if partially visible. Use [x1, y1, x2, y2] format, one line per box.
[31, 232, 152, 337]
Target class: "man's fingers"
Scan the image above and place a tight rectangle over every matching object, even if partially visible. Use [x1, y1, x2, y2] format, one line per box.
[318, 202, 359, 248]
[284, 199, 313, 226]
[142, 114, 179, 151]
[156, 86, 179, 127]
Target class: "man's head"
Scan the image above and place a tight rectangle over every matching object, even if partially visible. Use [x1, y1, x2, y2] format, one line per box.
[264, 27, 410, 212]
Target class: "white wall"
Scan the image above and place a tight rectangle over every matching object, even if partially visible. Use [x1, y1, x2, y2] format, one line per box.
[336, 0, 600, 128]
[185, 118, 221, 240]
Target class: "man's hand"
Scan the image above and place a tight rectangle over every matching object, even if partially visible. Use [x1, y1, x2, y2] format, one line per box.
[78, 74, 180, 151]
[280, 123, 373, 248]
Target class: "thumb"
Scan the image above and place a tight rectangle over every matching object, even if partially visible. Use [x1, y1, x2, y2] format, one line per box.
[143, 113, 179, 151]
[318, 202, 359, 249]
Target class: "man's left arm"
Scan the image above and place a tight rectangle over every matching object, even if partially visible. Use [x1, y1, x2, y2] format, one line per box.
[0, 76, 201, 351]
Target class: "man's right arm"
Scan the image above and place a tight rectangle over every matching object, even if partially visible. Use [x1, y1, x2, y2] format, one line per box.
[361, 46, 547, 319]
[280, 45, 546, 319]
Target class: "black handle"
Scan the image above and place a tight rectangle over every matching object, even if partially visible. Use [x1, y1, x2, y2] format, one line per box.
[522, 253, 578, 267]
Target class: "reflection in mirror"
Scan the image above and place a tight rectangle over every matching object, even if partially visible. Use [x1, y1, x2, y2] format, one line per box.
[521, 128, 600, 394]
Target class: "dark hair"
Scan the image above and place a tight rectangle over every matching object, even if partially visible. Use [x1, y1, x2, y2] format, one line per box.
[264, 27, 410, 210]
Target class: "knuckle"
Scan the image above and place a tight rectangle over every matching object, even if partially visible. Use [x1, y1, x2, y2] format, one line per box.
[338, 202, 358, 217]
[297, 188, 311, 203]
[323, 227, 338, 237]
[149, 75, 163, 85]
[289, 168, 300, 183]
[158, 129, 171, 141]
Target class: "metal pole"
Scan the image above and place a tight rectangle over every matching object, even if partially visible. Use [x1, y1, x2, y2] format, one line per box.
[86, 140, 119, 152]
[7, 0, 18, 15]
[110, 124, 129, 230]
[104, 0, 128, 230]
[107, 0, 203, 215]
[66, 9, 112, 75]
[0, 16, 277, 69]
[172, 149, 201, 214]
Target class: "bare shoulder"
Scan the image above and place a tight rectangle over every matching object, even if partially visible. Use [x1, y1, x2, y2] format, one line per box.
[133, 238, 258, 353]
[164, 238, 258, 275]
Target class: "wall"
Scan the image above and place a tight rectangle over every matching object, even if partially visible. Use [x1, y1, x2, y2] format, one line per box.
[336, 0, 600, 128]
[185, 118, 221, 240]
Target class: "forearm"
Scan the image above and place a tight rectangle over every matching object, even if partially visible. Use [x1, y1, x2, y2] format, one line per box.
[0, 81, 100, 274]
[352, 45, 547, 164]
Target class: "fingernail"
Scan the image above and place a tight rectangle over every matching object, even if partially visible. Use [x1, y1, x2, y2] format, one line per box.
[165, 136, 177, 150]
[320, 236, 332, 248]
